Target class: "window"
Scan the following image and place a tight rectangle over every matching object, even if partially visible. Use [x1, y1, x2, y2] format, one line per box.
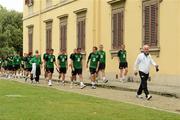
[25, 0, 33, 7]
[143, 0, 159, 47]
[60, 16, 68, 50]
[111, 4, 124, 50]
[76, 11, 86, 51]
[46, 21, 52, 49]
[46, 0, 52, 8]
[28, 26, 33, 52]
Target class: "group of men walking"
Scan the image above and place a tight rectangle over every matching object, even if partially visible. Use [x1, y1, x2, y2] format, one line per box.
[0, 44, 159, 100]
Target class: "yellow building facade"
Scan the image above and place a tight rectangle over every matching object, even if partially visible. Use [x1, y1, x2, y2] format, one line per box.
[23, 0, 180, 81]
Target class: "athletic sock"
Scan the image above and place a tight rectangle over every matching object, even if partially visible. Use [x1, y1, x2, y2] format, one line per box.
[80, 82, 84, 86]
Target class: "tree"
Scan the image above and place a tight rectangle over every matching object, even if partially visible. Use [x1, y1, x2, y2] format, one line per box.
[0, 5, 23, 56]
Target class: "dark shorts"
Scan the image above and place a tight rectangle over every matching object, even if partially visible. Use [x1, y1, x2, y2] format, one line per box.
[27, 68, 32, 72]
[59, 67, 67, 74]
[13, 65, 20, 71]
[89, 68, 97, 75]
[46, 68, 54, 73]
[119, 62, 128, 69]
[72, 68, 82, 76]
[7, 65, 13, 71]
[98, 63, 106, 71]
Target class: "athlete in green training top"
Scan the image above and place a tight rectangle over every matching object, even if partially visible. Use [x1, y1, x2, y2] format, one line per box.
[97, 44, 108, 83]
[57, 49, 68, 85]
[87, 46, 100, 89]
[12, 54, 22, 78]
[117, 44, 128, 82]
[70, 48, 86, 89]
[45, 49, 57, 86]
[43, 49, 49, 79]
[30, 50, 42, 83]
[24, 52, 33, 82]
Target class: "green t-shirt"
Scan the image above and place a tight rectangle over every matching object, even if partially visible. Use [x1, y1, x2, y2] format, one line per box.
[88, 52, 100, 69]
[43, 53, 48, 61]
[30, 55, 42, 68]
[58, 54, 67, 68]
[46, 54, 55, 68]
[26, 56, 33, 68]
[98, 50, 106, 64]
[71, 53, 82, 69]
[7, 56, 13, 66]
[118, 50, 127, 63]
[13, 56, 21, 65]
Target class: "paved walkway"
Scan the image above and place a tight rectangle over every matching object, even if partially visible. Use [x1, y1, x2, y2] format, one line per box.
[5, 78, 180, 114]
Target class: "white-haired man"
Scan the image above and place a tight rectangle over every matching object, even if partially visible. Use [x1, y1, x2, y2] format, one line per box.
[134, 45, 159, 100]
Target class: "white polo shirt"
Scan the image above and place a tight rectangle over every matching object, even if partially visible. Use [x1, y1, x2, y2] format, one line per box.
[134, 53, 157, 74]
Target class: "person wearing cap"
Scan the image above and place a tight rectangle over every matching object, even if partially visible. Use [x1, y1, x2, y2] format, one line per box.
[134, 45, 159, 100]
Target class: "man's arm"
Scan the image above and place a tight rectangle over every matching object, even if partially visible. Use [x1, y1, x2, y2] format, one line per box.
[134, 54, 140, 75]
[86, 53, 91, 68]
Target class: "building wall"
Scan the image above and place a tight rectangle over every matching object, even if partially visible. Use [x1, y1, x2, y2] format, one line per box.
[23, 0, 180, 81]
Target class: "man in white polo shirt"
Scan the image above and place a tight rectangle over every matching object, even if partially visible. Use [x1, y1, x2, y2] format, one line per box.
[134, 45, 159, 100]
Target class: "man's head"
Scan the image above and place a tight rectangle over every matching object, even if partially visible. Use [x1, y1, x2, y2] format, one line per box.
[73, 49, 77, 54]
[35, 50, 39, 57]
[121, 44, 125, 50]
[143, 45, 150, 55]
[46, 49, 49, 54]
[99, 44, 103, 51]
[49, 49, 54, 55]
[61, 49, 66, 54]
[29, 52, 32, 56]
[77, 48, 81, 53]
[93, 46, 98, 53]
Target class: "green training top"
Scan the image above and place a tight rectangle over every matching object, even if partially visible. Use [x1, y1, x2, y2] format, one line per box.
[30, 55, 42, 68]
[118, 50, 127, 63]
[88, 52, 100, 69]
[46, 54, 56, 68]
[26, 56, 33, 68]
[98, 50, 106, 64]
[13, 55, 21, 65]
[71, 53, 82, 69]
[57, 54, 67, 68]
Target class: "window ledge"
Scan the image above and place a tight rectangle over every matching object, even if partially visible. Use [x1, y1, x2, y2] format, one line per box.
[140, 47, 160, 57]
[109, 50, 119, 59]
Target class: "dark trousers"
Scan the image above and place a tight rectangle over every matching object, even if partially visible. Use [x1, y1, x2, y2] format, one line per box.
[137, 71, 149, 97]
[30, 67, 41, 82]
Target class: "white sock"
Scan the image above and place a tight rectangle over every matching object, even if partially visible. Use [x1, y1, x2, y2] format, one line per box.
[103, 77, 106, 80]
[92, 82, 95, 86]
[80, 82, 84, 86]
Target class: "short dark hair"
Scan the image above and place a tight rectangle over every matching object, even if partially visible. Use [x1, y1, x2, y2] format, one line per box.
[93, 46, 98, 50]
[77, 48, 81, 51]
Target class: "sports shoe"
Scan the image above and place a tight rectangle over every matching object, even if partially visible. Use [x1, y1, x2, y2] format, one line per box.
[80, 84, 86, 89]
[136, 95, 143, 99]
[48, 81, 52, 86]
[103, 79, 108, 83]
[62, 81, 65, 86]
[91, 85, 96, 89]
[147, 95, 152, 100]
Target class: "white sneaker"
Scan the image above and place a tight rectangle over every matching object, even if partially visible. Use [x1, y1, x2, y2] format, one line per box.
[103, 79, 108, 83]
[80, 84, 86, 89]
[147, 95, 152, 100]
[92, 85, 96, 89]
[136, 95, 143, 99]
[48, 81, 52, 86]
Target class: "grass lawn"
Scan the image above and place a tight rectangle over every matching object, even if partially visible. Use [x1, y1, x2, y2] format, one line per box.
[0, 80, 180, 120]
